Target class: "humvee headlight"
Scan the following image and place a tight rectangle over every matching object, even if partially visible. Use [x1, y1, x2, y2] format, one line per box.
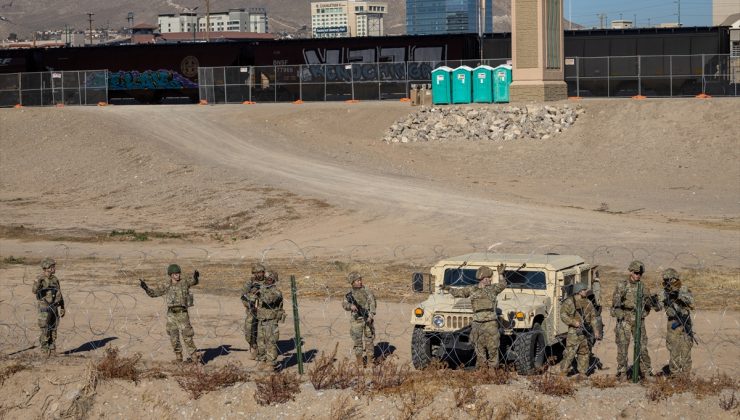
[414, 308, 424, 317]
[432, 314, 445, 328]
[515, 312, 525, 321]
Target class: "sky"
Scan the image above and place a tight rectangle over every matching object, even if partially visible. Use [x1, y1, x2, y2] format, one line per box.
[564, 0, 719, 28]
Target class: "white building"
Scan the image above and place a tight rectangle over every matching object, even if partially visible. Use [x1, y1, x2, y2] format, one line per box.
[713, 0, 740, 26]
[610, 20, 633, 29]
[158, 8, 268, 34]
[311, 0, 387, 38]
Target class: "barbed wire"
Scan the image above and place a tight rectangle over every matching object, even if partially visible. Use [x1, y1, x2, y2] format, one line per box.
[1, 241, 738, 377]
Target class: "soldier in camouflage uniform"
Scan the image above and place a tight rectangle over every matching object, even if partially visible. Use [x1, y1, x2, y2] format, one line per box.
[241, 263, 265, 360]
[140, 264, 200, 363]
[253, 270, 284, 370]
[445, 264, 507, 369]
[661, 268, 695, 376]
[342, 272, 376, 367]
[611, 260, 662, 379]
[32, 258, 65, 355]
[559, 283, 600, 376]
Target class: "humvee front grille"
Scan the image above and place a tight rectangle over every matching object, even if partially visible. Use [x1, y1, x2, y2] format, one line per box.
[446, 315, 473, 329]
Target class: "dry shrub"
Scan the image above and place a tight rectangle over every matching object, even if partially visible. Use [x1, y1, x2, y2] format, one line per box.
[509, 395, 557, 420]
[529, 372, 576, 397]
[393, 385, 434, 420]
[590, 374, 619, 389]
[329, 394, 360, 420]
[647, 374, 739, 402]
[0, 363, 29, 385]
[176, 363, 249, 399]
[454, 386, 475, 408]
[362, 356, 411, 393]
[96, 347, 141, 382]
[308, 344, 363, 390]
[469, 366, 516, 386]
[254, 370, 301, 406]
[63, 361, 99, 419]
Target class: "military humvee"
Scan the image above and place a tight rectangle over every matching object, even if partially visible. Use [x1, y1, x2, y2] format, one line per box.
[410, 253, 596, 374]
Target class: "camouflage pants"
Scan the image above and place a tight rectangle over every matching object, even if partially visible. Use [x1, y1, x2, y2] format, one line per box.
[37, 306, 59, 349]
[244, 310, 258, 350]
[471, 320, 500, 368]
[166, 310, 196, 357]
[350, 319, 375, 359]
[615, 318, 651, 375]
[560, 331, 590, 374]
[666, 323, 693, 375]
[257, 319, 279, 363]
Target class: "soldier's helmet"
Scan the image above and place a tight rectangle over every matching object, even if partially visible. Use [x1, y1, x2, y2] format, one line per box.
[347, 271, 362, 284]
[475, 266, 494, 281]
[252, 263, 266, 274]
[628, 260, 645, 274]
[264, 271, 278, 283]
[40, 258, 56, 269]
[572, 282, 587, 294]
[167, 264, 182, 275]
[662, 268, 680, 281]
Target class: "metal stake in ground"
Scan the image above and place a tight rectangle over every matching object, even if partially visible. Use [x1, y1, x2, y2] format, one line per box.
[290, 275, 304, 374]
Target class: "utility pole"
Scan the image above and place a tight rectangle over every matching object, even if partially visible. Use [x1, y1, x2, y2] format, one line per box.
[597, 13, 606, 29]
[478, 0, 484, 60]
[205, 0, 210, 42]
[676, 0, 681, 26]
[87, 12, 94, 45]
[634, 14, 637, 28]
[127, 12, 134, 37]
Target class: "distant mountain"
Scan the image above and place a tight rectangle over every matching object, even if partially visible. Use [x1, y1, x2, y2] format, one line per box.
[0, 0, 519, 39]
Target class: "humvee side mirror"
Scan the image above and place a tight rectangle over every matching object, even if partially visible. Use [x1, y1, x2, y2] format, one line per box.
[412, 272, 425, 292]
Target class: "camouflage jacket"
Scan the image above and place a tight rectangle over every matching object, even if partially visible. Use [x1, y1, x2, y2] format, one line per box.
[611, 279, 662, 320]
[342, 287, 376, 322]
[663, 285, 694, 321]
[145, 276, 198, 309]
[32, 274, 64, 309]
[241, 275, 263, 310]
[256, 284, 284, 321]
[560, 295, 597, 336]
[450, 279, 506, 323]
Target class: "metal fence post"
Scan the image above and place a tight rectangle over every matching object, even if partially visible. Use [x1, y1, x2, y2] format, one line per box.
[249, 67, 252, 102]
[607, 56, 611, 98]
[637, 55, 642, 97]
[405, 61, 409, 99]
[299, 65, 303, 101]
[323, 64, 327, 101]
[576, 57, 580, 97]
[223, 67, 228, 104]
[669, 56, 673, 97]
[350, 63, 355, 101]
[377, 62, 381, 100]
[290, 275, 304, 375]
[701, 54, 706, 94]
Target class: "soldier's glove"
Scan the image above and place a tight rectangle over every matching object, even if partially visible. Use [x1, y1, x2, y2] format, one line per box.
[59, 307, 65, 318]
[139, 279, 150, 292]
[496, 263, 505, 273]
[193, 270, 200, 281]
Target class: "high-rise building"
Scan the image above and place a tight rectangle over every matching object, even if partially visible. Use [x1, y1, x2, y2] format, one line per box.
[311, 1, 388, 38]
[406, 0, 493, 35]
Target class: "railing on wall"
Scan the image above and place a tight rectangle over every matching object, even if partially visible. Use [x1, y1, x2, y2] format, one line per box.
[0, 70, 108, 107]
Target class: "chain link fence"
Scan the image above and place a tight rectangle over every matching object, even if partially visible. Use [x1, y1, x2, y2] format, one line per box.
[0, 70, 108, 107]
[198, 59, 510, 104]
[566, 54, 740, 97]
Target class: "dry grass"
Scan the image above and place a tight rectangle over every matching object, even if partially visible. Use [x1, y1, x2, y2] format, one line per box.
[646, 373, 738, 401]
[509, 395, 557, 420]
[329, 394, 360, 420]
[174, 363, 249, 399]
[590, 374, 619, 389]
[719, 391, 739, 412]
[95, 347, 141, 382]
[0, 362, 29, 385]
[528, 372, 576, 397]
[307, 344, 363, 390]
[254, 370, 301, 406]
[63, 361, 99, 420]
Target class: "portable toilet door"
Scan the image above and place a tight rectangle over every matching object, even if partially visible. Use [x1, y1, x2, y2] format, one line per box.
[472, 65, 494, 103]
[452, 65, 474, 104]
[431, 66, 453, 105]
[493, 65, 513, 103]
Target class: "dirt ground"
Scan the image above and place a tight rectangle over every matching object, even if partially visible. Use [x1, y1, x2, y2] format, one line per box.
[1, 99, 739, 418]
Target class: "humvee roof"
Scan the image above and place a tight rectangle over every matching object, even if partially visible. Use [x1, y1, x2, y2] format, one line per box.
[436, 253, 586, 272]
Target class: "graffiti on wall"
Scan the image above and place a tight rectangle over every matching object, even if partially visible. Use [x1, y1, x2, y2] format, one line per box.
[108, 69, 197, 90]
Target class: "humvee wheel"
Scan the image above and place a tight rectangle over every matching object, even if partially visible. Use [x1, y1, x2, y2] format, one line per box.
[411, 326, 433, 369]
[513, 323, 546, 375]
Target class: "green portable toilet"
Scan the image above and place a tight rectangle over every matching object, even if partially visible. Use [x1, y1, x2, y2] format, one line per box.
[431, 66, 453, 105]
[472, 65, 494, 103]
[493, 65, 513, 103]
[452, 65, 473, 104]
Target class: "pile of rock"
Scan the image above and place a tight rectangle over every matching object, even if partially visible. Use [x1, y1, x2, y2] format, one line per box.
[383, 104, 584, 143]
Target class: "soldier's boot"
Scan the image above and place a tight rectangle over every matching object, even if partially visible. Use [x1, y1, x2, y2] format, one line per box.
[248, 347, 258, 361]
[366, 353, 375, 367]
[258, 361, 274, 372]
[174, 350, 183, 363]
[355, 355, 365, 368]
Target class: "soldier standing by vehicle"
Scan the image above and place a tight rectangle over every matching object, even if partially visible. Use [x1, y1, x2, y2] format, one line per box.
[253, 270, 284, 371]
[444, 264, 507, 369]
[140, 264, 200, 363]
[241, 263, 265, 360]
[33, 258, 65, 355]
[559, 283, 600, 376]
[661, 268, 695, 376]
[611, 260, 662, 379]
[342, 272, 376, 367]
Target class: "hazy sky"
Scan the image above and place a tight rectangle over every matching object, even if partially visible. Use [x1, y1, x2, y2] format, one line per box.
[564, 0, 717, 28]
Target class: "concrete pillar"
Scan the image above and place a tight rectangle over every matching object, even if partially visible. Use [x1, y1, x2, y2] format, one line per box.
[509, 0, 567, 102]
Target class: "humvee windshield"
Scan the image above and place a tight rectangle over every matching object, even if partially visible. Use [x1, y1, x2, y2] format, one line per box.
[443, 268, 546, 290]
